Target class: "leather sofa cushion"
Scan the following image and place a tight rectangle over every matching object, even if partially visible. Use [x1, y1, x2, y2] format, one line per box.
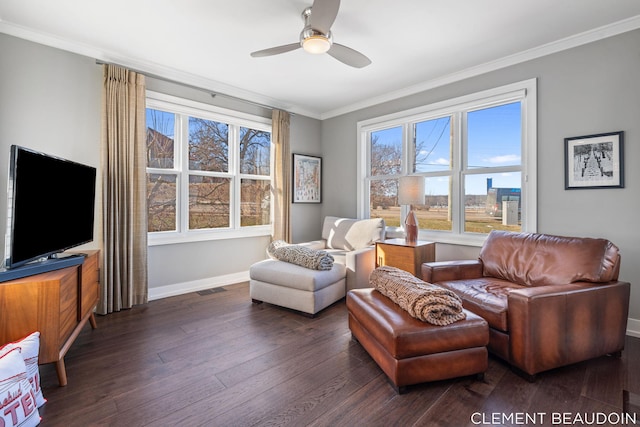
[479, 230, 620, 287]
[436, 277, 526, 332]
[347, 288, 488, 359]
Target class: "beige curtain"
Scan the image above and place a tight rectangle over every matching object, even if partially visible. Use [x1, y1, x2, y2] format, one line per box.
[272, 109, 291, 242]
[98, 64, 148, 314]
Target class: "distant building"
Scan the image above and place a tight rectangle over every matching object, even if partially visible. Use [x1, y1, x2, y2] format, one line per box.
[146, 127, 174, 168]
[485, 178, 521, 216]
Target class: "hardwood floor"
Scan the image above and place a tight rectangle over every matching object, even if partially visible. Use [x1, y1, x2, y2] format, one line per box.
[37, 282, 639, 426]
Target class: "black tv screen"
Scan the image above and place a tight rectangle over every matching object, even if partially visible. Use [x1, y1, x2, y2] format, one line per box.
[5, 145, 97, 268]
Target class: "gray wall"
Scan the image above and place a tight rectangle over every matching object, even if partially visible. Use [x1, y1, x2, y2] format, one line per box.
[144, 79, 323, 293]
[142, 79, 274, 293]
[321, 29, 640, 322]
[0, 33, 323, 298]
[290, 114, 323, 243]
[2, 29, 638, 326]
[0, 34, 103, 260]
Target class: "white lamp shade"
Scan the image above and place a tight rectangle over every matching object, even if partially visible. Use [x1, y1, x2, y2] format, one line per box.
[398, 176, 425, 205]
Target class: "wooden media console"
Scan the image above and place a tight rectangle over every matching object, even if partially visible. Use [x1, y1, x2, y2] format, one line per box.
[0, 250, 100, 386]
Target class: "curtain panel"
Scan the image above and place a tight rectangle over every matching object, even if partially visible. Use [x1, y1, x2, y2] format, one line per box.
[272, 110, 291, 243]
[98, 64, 148, 314]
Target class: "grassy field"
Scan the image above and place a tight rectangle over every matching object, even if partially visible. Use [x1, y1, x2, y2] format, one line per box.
[372, 206, 521, 234]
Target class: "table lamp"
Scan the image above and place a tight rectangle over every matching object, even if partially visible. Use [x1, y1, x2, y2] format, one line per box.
[398, 176, 425, 244]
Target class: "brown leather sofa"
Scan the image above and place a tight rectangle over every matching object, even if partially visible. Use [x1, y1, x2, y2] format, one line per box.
[421, 230, 630, 380]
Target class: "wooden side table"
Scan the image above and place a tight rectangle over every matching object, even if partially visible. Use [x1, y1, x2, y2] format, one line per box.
[375, 238, 435, 279]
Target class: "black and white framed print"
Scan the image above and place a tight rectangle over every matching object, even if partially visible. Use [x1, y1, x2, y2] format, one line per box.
[564, 131, 624, 189]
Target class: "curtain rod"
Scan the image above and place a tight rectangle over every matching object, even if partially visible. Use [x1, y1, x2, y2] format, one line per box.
[96, 60, 286, 113]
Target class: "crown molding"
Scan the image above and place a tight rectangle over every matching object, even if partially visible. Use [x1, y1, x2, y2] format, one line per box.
[320, 14, 640, 120]
[0, 20, 320, 119]
[2, 14, 639, 121]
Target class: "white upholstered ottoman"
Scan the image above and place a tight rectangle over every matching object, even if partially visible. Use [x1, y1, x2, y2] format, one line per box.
[249, 259, 347, 316]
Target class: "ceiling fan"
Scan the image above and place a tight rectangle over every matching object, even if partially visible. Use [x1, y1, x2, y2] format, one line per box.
[250, 0, 371, 68]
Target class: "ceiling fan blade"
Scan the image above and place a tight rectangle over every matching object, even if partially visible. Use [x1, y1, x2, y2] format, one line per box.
[250, 43, 301, 58]
[309, 0, 340, 34]
[327, 43, 371, 68]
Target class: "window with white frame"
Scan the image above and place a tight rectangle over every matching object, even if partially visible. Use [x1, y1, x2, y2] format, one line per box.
[358, 80, 537, 246]
[145, 91, 273, 245]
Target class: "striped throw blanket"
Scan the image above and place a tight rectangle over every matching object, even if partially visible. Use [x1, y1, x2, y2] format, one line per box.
[370, 266, 466, 326]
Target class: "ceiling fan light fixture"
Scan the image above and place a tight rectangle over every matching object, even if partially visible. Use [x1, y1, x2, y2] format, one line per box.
[302, 35, 331, 54]
[251, 0, 371, 68]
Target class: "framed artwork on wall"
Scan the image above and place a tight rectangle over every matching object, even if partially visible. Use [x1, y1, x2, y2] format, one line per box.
[292, 153, 322, 203]
[564, 131, 624, 189]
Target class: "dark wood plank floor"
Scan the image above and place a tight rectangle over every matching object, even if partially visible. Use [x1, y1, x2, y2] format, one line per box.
[37, 282, 639, 426]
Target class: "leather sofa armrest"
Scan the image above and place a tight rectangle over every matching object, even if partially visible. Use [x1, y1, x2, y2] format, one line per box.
[507, 280, 630, 376]
[345, 246, 376, 291]
[421, 260, 483, 283]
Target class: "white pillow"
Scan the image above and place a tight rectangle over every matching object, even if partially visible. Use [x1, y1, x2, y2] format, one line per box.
[0, 332, 46, 408]
[0, 347, 41, 427]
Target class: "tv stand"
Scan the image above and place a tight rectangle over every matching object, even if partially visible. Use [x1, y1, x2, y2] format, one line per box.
[0, 254, 85, 283]
[0, 250, 99, 386]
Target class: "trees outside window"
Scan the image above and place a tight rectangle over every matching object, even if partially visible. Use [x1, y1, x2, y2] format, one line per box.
[146, 92, 272, 244]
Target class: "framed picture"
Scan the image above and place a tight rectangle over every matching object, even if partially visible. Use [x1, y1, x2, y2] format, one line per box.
[292, 153, 322, 203]
[564, 131, 624, 189]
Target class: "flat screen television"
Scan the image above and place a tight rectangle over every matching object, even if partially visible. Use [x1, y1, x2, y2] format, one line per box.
[4, 145, 97, 269]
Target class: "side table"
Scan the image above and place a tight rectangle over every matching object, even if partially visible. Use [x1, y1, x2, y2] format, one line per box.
[375, 238, 435, 279]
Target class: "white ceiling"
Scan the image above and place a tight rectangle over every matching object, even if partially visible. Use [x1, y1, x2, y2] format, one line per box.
[1, 0, 640, 119]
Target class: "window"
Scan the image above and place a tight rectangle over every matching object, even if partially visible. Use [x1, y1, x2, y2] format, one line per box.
[358, 80, 537, 246]
[146, 91, 272, 245]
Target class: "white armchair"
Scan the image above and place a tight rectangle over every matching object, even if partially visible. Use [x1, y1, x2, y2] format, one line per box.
[299, 216, 386, 291]
[250, 216, 385, 315]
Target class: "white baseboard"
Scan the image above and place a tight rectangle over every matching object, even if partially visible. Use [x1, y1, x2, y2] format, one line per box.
[148, 270, 250, 301]
[627, 318, 640, 338]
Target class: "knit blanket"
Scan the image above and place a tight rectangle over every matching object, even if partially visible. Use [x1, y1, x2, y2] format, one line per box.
[370, 266, 466, 326]
[267, 240, 334, 271]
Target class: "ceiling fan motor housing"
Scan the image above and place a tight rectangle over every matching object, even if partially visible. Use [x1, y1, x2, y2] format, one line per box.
[300, 28, 333, 53]
[300, 6, 333, 53]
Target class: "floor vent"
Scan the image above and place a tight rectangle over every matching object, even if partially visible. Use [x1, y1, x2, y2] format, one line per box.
[197, 287, 227, 296]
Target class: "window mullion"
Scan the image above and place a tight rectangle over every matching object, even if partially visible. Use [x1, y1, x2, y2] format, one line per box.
[451, 111, 464, 235]
[400, 123, 413, 221]
[404, 123, 414, 175]
[179, 114, 189, 233]
[229, 124, 240, 230]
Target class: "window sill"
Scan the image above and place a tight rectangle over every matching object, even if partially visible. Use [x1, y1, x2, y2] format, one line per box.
[385, 226, 488, 248]
[148, 226, 272, 246]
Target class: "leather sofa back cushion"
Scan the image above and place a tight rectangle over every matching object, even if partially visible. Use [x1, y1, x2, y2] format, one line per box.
[322, 216, 385, 251]
[479, 230, 620, 286]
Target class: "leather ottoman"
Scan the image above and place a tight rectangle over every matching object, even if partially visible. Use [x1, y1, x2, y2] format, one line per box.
[347, 288, 489, 393]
